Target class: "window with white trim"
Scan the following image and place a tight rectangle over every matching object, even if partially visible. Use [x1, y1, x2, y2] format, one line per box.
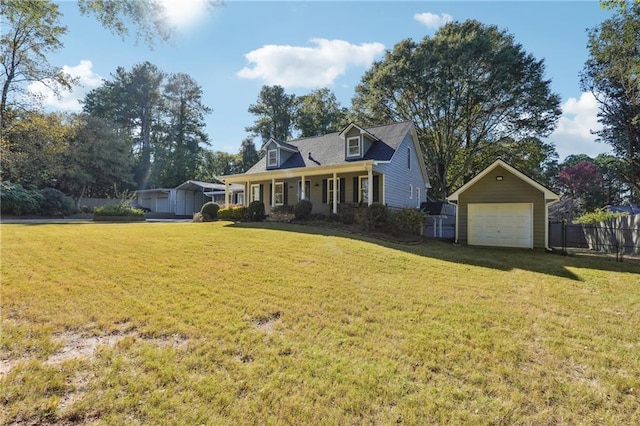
[251, 184, 260, 202]
[409, 184, 413, 199]
[359, 176, 369, 202]
[328, 178, 340, 204]
[347, 137, 361, 158]
[274, 182, 284, 206]
[267, 149, 278, 167]
[236, 193, 244, 205]
[416, 187, 420, 208]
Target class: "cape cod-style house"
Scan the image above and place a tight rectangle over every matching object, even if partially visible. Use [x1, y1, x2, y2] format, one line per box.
[220, 121, 430, 215]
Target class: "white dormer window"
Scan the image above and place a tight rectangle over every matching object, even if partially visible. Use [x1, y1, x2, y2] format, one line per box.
[347, 136, 361, 158]
[267, 149, 278, 167]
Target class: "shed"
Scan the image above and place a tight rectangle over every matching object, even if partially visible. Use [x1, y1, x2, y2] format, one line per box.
[135, 180, 245, 216]
[447, 159, 559, 249]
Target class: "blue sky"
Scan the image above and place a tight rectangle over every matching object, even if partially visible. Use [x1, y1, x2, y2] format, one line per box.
[36, 1, 614, 161]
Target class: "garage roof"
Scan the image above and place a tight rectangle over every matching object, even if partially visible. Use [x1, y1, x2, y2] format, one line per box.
[175, 180, 244, 192]
[447, 159, 559, 202]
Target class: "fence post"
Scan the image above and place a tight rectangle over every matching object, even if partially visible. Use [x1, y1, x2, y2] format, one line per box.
[562, 220, 568, 256]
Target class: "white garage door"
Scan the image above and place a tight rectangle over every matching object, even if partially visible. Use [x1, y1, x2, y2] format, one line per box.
[468, 203, 533, 249]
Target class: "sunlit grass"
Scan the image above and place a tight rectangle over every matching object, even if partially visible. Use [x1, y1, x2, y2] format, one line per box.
[1, 221, 639, 424]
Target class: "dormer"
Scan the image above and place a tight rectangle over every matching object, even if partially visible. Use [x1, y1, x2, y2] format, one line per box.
[262, 138, 298, 169]
[339, 123, 380, 160]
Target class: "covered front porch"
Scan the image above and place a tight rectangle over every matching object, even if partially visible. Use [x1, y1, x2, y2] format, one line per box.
[222, 162, 383, 215]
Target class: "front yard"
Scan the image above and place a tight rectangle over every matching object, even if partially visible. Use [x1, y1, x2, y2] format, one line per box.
[1, 221, 639, 424]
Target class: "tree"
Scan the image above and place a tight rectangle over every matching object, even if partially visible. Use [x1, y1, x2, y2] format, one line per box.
[83, 61, 165, 188]
[59, 114, 133, 202]
[295, 88, 348, 137]
[594, 153, 626, 205]
[196, 150, 241, 181]
[0, 0, 74, 128]
[471, 137, 559, 188]
[351, 20, 561, 199]
[557, 160, 606, 212]
[238, 137, 260, 172]
[150, 72, 211, 187]
[246, 85, 297, 142]
[77, 0, 221, 47]
[581, 2, 640, 201]
[0, 111, 69, 188]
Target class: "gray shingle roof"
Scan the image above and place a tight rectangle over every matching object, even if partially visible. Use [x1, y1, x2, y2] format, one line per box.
[245, 121, 413, 174]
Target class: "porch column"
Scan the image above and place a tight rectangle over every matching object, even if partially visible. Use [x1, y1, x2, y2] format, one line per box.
[271, 177, 276, 208]
[332, 172, 338, 214]
[301, 174, 306, 200]
[367, 166, 373, 206]
[224, 182, 230, 207]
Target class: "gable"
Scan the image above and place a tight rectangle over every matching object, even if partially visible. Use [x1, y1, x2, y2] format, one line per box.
[448, 159, 558, 202]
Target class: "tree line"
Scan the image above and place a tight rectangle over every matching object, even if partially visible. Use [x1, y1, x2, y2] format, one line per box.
[1, 0, 637, 215]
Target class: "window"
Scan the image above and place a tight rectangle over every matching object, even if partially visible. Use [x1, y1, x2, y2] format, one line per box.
[267, 149, 278, 167]
[236, 193, 244, 205]
[274, 182, 284, 206]
[251, 184, 260, 202]
[327, 178, 340, 204]
[407, 147, 411, 169]
[347, 137, 361, 158]
[409, 184, 413, 199]
[359, 176, 369, 202]
[416, 187, 420, 208]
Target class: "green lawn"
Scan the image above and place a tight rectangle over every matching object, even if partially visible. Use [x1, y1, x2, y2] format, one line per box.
[1, 221, 639, 424]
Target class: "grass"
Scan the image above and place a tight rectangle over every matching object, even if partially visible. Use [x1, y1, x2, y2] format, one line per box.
[1, 221, 639, 424]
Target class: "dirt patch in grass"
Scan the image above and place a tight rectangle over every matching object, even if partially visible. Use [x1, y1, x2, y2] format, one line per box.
[0, 326, 186, 375]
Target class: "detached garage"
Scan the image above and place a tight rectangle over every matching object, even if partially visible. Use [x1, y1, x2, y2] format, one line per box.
[447, 160, 559, 250]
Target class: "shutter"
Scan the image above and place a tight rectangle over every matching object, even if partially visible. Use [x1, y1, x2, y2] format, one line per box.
[340, 178, 345, 203]
[269, 183, 272, 205]
[284, 184, 288, 205]
[322, 179, 327, 204]
[259, 184, 264, 202]
[373, 175, 379, 202]
[353, 177, 358, 202]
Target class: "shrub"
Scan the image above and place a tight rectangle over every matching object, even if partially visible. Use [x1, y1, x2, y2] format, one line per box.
[574, 208, 628, 225]
[364, 204, 389, 230]
[389, 208, 425, 236]
[200, 202, 220, 222]
[0, 182, 44, 216]
[40, 188, 76, 216]
[271, 205, 294, 214]
[93, 203, 145, 218]
[293, 199, 313, 220]
[341, 209, 355, 225]
[218, 206, 248, 221]
[247, 201, 265, 222]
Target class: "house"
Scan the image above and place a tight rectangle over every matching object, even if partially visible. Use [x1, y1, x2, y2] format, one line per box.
[447, 159, 560, 249]
[220, 121, 430, 215]
[135, 180, 244, 217]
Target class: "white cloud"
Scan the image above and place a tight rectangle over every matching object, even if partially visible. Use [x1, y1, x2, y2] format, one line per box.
[414, 12, 453, 29]
[157, 0, 210, 31]
[27, 60, 104, 112]
[237, 38, 385, 89]
[547, 92, 609, 160]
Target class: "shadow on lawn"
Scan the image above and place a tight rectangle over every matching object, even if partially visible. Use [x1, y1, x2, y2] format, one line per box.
[225, 221, 640, 281]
